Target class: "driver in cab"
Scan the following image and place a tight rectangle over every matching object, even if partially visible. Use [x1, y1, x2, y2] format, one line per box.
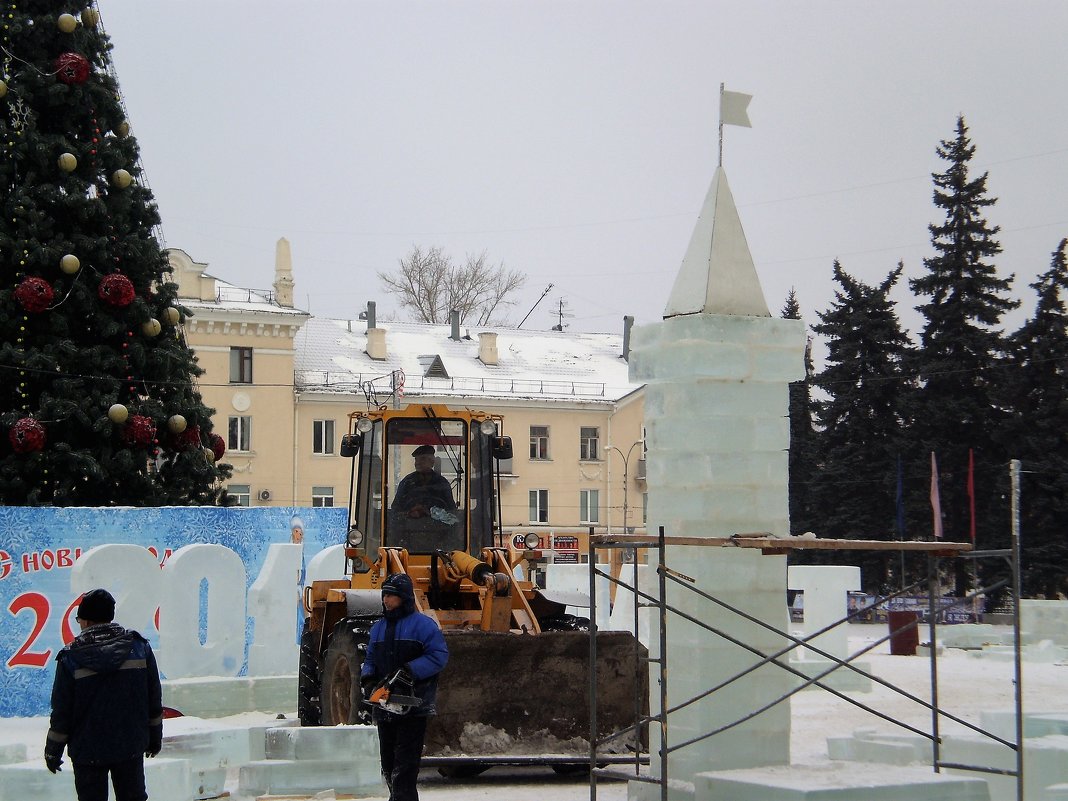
[391, 444, 456, 519]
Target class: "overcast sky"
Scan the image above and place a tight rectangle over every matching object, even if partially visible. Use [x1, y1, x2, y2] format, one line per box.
[98, 1, 1068, 344]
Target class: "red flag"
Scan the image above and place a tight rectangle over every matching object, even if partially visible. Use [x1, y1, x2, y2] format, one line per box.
[967, 448, 976, 543]
[930, 451, 943, 539]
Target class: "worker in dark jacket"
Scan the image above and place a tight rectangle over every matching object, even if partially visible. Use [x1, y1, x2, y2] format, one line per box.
[361, 573, 449, 801]
[45, 588, 163, 801]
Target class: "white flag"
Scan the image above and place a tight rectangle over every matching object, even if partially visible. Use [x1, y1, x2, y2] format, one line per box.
[720, 89, 752, 128]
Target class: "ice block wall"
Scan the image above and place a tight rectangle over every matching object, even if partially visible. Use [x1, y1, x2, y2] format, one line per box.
[629, 312, 805, 778]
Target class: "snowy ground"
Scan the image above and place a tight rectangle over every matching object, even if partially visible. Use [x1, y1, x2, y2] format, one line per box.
[2, 624, 1064, 801]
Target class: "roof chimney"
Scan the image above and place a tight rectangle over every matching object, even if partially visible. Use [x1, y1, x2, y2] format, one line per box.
[449, 309, 460, 341]
[366, 327, 387, 360]
[622, 315, 634, 361]
[365, 300, 376, 330]
[478, 332, 498, 365]
[273, 237, 294, 307]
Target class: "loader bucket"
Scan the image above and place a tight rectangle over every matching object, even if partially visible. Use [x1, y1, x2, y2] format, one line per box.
[425, 630, 647, 758]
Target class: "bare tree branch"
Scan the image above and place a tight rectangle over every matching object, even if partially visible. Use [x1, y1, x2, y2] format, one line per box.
[379, 246, 526, 325]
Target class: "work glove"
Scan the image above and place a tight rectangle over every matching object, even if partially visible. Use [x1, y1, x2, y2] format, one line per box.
[360, 674, 377, 700]
[146, 724, 162, 758]
[44, 740, 64, 774]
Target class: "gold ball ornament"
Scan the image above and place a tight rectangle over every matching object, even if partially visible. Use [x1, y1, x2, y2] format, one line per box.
[202, 446, 215, 464]
[0, 80, 7, 99]
[57, 13, 78, 33]
[142, 318, 161, 337]
[111, 169, 133, 188]
[58, 152, 78, 172]
[108, 403, 129, 424]
[81, 7, 99, 27]
[167, 414, 187, 434]
[114, 120, 130, 138]
[60, 254, 81, 274]
[162, 307, 181, 326]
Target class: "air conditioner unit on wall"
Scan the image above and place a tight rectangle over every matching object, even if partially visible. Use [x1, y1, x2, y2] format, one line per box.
[259, 489, 272, 501]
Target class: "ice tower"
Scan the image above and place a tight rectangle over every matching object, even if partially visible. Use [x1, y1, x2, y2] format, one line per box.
[629, 149, 806, 784]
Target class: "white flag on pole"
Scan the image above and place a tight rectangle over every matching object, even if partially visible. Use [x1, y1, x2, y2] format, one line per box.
[720, 89, 752, 128]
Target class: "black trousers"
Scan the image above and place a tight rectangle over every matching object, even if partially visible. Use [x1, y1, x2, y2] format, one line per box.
[376, 715, 429, 801]
[72, 756, 147, 801]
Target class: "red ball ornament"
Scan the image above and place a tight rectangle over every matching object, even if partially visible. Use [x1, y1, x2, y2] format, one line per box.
[14, 276, 54, 313]
[98, 273, 136, 307]
[210, 433, 226, 462]
[54, 52, 91, 85]
[9, 418, 46, 453]
[121, 415, 156, 448]
[179, 424, 202, 450]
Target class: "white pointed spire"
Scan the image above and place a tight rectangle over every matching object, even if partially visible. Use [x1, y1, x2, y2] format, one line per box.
[663, 166, 770, 318]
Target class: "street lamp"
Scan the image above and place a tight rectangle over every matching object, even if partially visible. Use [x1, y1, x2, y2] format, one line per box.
[608, 441, 642, 535]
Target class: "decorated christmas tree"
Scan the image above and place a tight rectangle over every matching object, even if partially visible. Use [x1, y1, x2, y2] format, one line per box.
[0, 1, 230, 505]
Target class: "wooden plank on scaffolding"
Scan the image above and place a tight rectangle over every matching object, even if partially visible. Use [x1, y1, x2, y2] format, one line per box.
[591, 533, 971, 556]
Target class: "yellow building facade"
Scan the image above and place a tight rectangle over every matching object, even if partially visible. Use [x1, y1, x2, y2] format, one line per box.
[171, 245, 647, 560]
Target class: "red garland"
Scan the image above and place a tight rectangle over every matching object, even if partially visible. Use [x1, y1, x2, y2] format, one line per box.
[210, 433, 226, 462]
[98, 273, 135, 307]
[55, 52, 91, 85]
[10, 418, 46, 453]
[121, 415, 156, 448]
[14, 276, 54, 313]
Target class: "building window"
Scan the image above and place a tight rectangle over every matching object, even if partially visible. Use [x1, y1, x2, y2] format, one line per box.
[228, 416, 251, 452]
[529, 489, 549, 524]
[313, 420, 334, 455]
[229, 347, 253, 384]
[312, 486, 334, 507]
[529, 426, 549, 460]
[229, 484, 250, 507]
[579, 489, 599, 524]
[580, 426, 600, 460]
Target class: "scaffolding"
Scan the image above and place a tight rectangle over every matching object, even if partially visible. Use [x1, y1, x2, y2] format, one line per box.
[587, 524, 1023, 801]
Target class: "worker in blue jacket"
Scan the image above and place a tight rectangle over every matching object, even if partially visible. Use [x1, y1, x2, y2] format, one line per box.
[45, 588, 163, 801]
[361, 573, 449, 801]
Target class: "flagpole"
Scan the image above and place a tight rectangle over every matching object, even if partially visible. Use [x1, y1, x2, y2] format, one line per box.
[718, 82, 725, 166]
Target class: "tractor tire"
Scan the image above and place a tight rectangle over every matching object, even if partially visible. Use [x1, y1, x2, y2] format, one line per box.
[297, 622, 321, 726]
[437, 764, 490, 779]
[320, 620, 368, 726]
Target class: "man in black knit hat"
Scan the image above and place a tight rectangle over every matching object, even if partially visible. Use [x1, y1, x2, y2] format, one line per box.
[45, 588, 164, 801]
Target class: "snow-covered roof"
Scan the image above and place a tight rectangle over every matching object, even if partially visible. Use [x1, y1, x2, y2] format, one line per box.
[294, 318, 641, 403]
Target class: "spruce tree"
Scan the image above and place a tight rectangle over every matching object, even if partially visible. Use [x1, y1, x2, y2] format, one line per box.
[0, 2, 229, 505]
[1002, 240, 1068, 597]
[908, 117, 1017, 559]
[810, 262, 911, 590]
[782, 290, 817, 536]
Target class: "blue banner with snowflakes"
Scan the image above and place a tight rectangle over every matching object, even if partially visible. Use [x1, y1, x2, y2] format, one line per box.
[0, 506, 346, 717]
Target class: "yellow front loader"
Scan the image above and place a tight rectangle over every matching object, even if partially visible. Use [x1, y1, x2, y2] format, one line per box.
[297, 403, 646, 772]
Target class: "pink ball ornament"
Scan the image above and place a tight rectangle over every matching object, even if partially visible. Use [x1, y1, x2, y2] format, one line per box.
[98, 273, 135, 307]
[54, 52, 91, 85]
[9, 418, 46, 453]
[121, 415, 156, 448]
[15, 276, 54, 313]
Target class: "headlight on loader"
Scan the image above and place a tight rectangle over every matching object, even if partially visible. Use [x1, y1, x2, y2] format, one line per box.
[347, 526, 365, 546]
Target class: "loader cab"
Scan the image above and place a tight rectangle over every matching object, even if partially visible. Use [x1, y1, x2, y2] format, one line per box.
[341, 405, 511, 569]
